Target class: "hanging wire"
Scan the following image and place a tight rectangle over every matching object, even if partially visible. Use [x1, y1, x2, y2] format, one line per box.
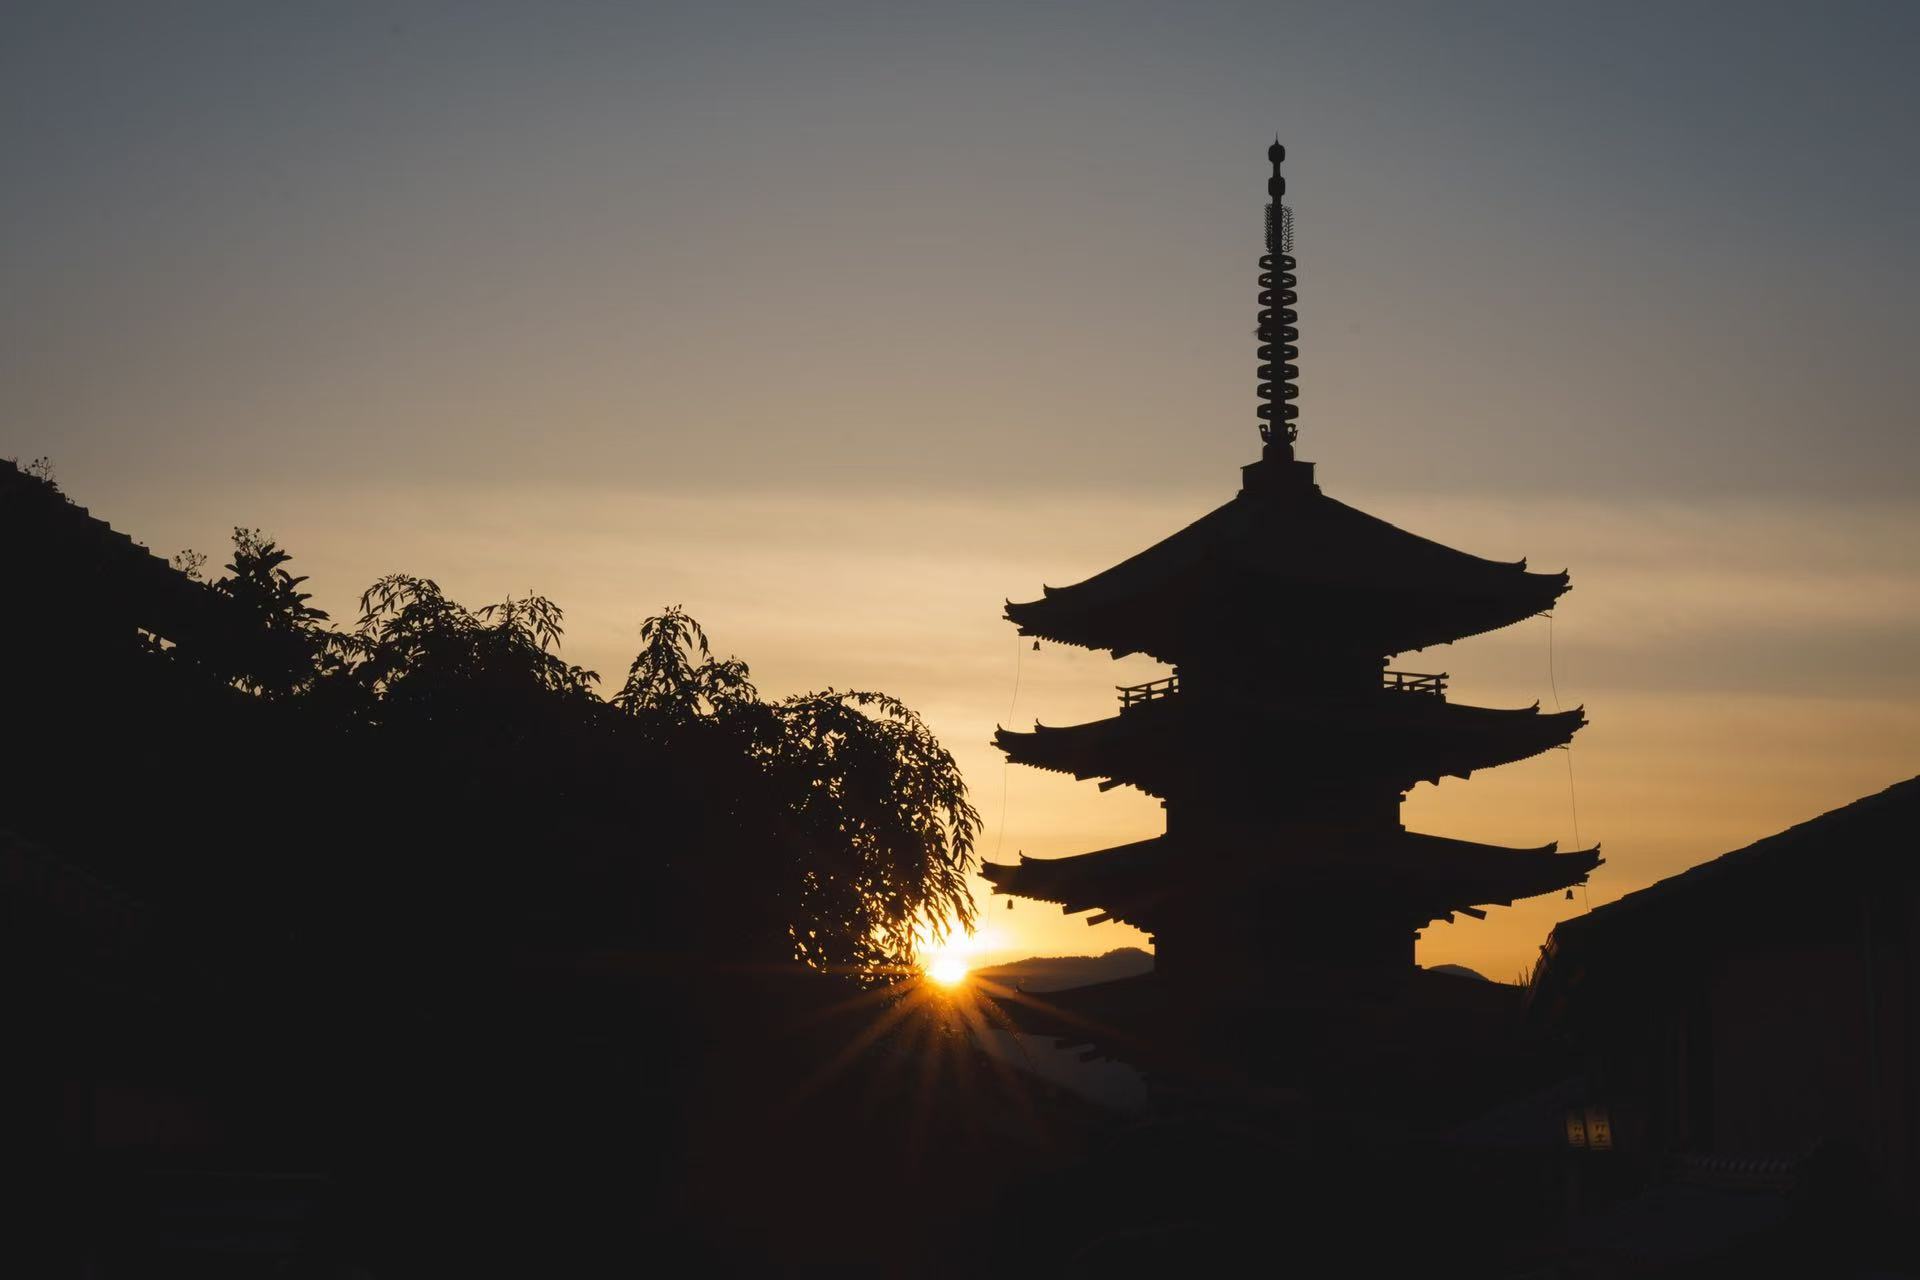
[993, 630, 1025, 863]
[1547, 610, 1590, 911]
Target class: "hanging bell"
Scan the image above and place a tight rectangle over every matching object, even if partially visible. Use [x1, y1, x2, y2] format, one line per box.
[1031, 640, 1040, 651]
[1565, 889, 1575, 900]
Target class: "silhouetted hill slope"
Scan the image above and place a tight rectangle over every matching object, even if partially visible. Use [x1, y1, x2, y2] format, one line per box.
[1426, 963, 1491, 982]
[976, 947, 1153, 992]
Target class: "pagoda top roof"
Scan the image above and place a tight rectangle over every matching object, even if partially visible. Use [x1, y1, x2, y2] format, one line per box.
[1004, 457, 1569, 661]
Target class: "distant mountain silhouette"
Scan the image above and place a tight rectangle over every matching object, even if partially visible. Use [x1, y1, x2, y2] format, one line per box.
[976, 947, 1154, 992]
[1425, 963, 1491, 982]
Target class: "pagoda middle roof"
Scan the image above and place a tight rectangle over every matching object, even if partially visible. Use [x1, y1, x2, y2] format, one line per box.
[981, 829, 1603, 929]
[1005, 471, 1569, 661]
[994, 695, 1585, 798]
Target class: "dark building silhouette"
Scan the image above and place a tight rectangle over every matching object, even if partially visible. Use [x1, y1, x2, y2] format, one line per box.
[1531, 777, 1920, 1226]
[981, 145, 1601, 995]
[0, 457, 242, 664]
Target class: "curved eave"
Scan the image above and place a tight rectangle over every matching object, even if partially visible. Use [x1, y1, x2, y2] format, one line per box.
[992, 720, 1146, 790]
[1402, 570, 1570, 652]
[1408, 843, 1605, 919]
[1001, 485, 1574, 660]
[979, 831, 1602, 925]
[1005, 570, 1570, 662]
[1276, 831, 1602, 907]
[980, 843, 1168, 931]
[1420, 705, 1586, 783]
[993, 701, 1588, 793]
[980, 838, 1164, 903]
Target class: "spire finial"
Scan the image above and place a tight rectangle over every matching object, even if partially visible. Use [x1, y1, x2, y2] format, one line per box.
[1256, 141, 1300, 457]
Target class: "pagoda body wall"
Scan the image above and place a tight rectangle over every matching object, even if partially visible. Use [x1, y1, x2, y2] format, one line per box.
[1155, 652, 1431, 983]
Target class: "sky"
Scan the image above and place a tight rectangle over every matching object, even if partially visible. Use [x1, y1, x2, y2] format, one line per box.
[6, 1, 1918, 977]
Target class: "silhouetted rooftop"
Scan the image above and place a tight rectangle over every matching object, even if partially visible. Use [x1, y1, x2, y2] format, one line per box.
[1531, 775, 1920, 1011]
[0, 458, 236, 649]
[994, 695, 1585, 797]
[1004, 474, 1569, 662]
[982, 828, 1601, 932]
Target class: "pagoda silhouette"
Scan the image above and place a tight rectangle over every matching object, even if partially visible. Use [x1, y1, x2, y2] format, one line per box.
[982, 143, 1600, 1001]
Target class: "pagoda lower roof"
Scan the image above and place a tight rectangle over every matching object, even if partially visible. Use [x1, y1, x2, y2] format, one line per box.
[980, 829, 1602, 929]
[994, 695, 1585, 798]
[1004, 467, 1569, 662]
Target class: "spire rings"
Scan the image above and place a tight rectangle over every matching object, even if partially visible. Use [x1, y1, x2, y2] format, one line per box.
[1256, 218, 1300, 446]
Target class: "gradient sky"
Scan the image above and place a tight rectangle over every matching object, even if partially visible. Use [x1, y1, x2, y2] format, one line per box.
[7, 1, 1918, 976]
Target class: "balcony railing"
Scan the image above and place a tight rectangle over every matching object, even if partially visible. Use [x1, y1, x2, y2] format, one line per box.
[1117, 674, 1179, 709]
[1116, 669, 1448, 711]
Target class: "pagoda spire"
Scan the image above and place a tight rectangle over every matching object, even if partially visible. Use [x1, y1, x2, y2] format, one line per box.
[1257, 138, 1301, 460]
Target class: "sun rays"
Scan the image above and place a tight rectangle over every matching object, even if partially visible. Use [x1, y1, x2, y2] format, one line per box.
[754, 912, 1162, 1183]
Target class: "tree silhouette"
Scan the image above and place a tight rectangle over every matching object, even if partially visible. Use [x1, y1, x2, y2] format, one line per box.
[338, 574, 601, 719]
[163, 534, 978, 974]
[613, 603, 755, 717]
[209, 527, 336, 699]
[769, 690, 978, 972]
[614, 602, 979, 971]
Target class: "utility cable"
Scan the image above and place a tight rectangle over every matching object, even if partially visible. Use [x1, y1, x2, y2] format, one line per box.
[993, 631, 1025, 863]
[1547, 610, 1590, 911]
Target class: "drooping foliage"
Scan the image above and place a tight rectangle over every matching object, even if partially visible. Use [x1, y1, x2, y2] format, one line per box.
[612, 604, 980, 972]
[767, 691, 978, 972]
[171, 529, 977, 974]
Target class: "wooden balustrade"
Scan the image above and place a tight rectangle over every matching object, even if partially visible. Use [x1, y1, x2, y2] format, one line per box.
[1116, 674, 1180, 708]
[1114, 669, 1449, 709]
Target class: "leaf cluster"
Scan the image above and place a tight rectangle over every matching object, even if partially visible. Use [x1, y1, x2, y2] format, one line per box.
[210, 528, 338, 699]
[336, 574, 601, 721]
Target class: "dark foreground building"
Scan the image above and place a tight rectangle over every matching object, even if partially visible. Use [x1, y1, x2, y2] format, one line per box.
[981, 144, 1600, 1002]
[1530, 776, 1920, 1253]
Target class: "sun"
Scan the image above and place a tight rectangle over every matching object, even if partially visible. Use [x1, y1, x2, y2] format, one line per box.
[918, 919, 1005, 989]
[925, 951, 970, 987]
